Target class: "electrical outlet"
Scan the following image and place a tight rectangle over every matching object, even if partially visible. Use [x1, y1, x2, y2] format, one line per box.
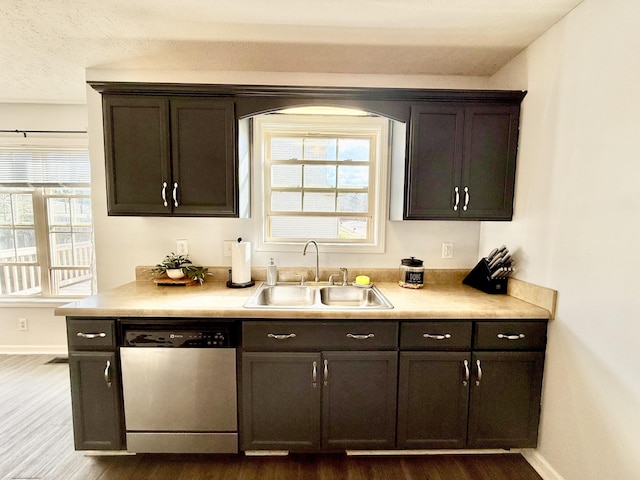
[18, 317, 28, 331]
[176, 239, 189, 256]
[442, 242, 454, 259]
[223, 240, 234, 257]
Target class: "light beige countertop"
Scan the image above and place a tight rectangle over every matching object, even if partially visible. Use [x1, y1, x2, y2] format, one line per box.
[55, 268, 554, 320]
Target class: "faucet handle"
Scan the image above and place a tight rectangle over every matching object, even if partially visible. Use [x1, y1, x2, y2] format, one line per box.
[294, 273, 307, 285]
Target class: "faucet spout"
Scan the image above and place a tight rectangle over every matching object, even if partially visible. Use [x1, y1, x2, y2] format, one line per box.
[302, 239, 320, 283]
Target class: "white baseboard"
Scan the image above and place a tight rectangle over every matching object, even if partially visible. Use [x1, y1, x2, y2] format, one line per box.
[522, 449, 565, 480]
[0, 345, 68, 355]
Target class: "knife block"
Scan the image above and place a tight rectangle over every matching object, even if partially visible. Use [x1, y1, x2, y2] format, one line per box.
[463, 259, 508, 294]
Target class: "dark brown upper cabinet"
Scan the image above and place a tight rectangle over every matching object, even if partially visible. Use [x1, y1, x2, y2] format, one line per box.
[405, 101, 522, 220]
[102, 95, 237, 217]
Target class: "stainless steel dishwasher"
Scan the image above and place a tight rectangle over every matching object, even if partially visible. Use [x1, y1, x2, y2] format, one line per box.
[120, 324, 238, 454]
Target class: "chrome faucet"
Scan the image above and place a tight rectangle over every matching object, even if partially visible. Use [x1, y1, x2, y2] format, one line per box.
[302, 239, 320, 283]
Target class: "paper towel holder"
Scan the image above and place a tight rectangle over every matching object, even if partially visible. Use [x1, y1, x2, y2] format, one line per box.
[226, 268, 255, 288]
[227, 238, 255, 288]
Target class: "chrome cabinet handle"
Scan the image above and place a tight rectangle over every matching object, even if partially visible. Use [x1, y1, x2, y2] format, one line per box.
[267, 333, 297, 340]
[497, 333, 526, 340]
[323, 359, 329, 386]
[453, 186, 460, 211]
[312, 361, 317, 389]
[423, 333, 452, 340]
[463, 359, 470, 387]
[476, 359, 482, 387]
[346, 333, 375, 340]
[172, 182, 179, 207]
[161, 181, 168, 207]
[76, 332, 106, 339]
[104, 360, 112, 388]
[463, 186, 470, 211]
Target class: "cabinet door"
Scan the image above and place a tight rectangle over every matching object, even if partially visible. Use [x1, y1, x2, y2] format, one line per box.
[103, 95, 170, 215]
[322, 351, 397, 450]
[461, 104, 520, 220]
[397, 352, 470, 449]
[68, 352, 123, 450]
[241, 352, 321, 451]
[170, 98, 238, 216]
[468, 351, 544, 448]
[405, 104, 464, 219]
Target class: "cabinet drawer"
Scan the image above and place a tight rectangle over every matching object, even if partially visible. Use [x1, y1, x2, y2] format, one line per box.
[400, 322, 472, 350]
[67, 319, 116, 350]
[474, 321, 547, 350]
[242, 321, 398, 350]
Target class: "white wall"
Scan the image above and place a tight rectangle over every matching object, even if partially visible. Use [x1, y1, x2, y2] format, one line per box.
[482, 0, 640, 478]
[85, 70, 491, 291]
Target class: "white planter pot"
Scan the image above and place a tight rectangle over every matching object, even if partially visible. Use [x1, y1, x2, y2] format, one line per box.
[166, 268, 185, 279]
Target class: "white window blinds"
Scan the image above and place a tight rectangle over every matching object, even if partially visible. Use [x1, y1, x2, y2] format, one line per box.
[0, 148, 90, 185]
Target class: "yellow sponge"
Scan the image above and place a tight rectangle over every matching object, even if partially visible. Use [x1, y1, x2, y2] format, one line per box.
[355, 275, 371, 285]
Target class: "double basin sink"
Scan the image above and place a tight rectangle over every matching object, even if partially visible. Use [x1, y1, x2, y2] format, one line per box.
[244, 283, 394, 310]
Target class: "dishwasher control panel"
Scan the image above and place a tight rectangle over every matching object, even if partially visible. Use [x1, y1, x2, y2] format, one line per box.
[123, 328, 231, 347]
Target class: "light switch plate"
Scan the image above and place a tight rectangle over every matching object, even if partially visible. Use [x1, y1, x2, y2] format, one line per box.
[442, 242, 454, 259]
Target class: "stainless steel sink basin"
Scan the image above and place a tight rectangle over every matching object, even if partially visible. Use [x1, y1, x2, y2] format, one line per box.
[319, 286, 389, 308]
[243, 283, 393, 310]
[253, 285, 316, 307]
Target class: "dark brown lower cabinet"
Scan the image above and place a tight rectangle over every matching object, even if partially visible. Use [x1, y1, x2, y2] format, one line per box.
[68, 352, 123, 450]
[467, 351, 545, 448]
[241, 351, 397, 451]
[397, 352, 470, 449]
[241, 352, 321, 451]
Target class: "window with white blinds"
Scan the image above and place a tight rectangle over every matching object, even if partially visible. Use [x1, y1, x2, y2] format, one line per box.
[0, 143, 95, 297]
[254, 113, 390, 252]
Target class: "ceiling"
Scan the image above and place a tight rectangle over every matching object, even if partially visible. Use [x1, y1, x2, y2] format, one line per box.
[0, 0, 583, 104]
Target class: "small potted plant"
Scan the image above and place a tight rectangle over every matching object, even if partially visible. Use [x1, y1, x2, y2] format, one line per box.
[152, 253, 210, 284]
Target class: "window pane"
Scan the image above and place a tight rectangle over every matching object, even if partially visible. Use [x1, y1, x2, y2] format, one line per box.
[303, 165, 336, 188]
[0, 194, 13, 225]
[338, 138, 370, 161]
[338, 218, 368, 239]
[47, 197, 71, 226]
[303, 138, 337, 160]
[50, 232, 72, 266]
[337, 193, 368, 213]
[73, 233, 93, 266]
[271, 191, 302, 212]
[71, 198, 92, 226]
[0, 265, 41, 295]
[270, 216, 338, 239]
[271, 137, 303, 160]
[0, 228, 16, 261]
[50, 269, 92, 296]
[303, 192, 336, 212]
[271, 165, 302, 188]
[337, 166, 369, 188]
[13, 194, 34, 225]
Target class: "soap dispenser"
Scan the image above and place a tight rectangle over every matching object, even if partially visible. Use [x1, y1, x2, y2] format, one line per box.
[266, 257, 278, 286]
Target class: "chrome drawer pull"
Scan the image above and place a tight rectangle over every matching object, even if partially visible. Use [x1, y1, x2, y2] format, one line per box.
[463, 186, 470, 211]
[497, 333, 526, 340]
[463, 359, 470, 387]
[453, 186, 460, 211]
[76, 332, 106, 339]
[423, 333, 452, 340]
[267, 333, 297, 340]
[161, 181, 168, 207]
[346, 333, 375, 340]
[104, 360, 112, 388]
[476, 359, 482, 387]
[312, 361, 317, 388]
[323, 359, 329, 386]
[172, 182, 179, 207]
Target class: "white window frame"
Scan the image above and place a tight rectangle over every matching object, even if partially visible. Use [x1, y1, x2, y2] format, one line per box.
[253, 113, 390, 254]
[0, 136, 95, 298]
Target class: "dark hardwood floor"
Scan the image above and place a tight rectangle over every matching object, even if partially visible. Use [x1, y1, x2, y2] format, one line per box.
[0, 355, 543, 480]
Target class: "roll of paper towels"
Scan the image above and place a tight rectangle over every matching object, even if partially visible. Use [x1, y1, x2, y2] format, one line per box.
[231, 241, 252, 284]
